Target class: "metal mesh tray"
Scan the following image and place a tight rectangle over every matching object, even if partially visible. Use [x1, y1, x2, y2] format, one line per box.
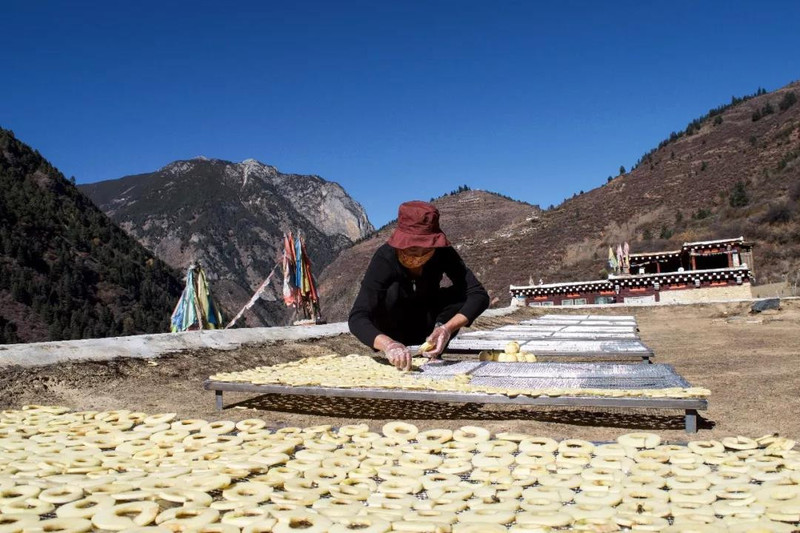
[495, 325, 565, 332]
[467, 362, 690, 389]
[520, 339, 650, 353]
[445, 338, 651, 354]
[414, 360, 484, 376]
[416, 362, 689, 389]
[460, 330, 560, 340]
[517, 320, 637, 328]
[560, 325, 637, 334]
[539, 314, 636, 321]
[469, 361, 677, 378]
[551, 331, 638, 339]
[462, 330, 638, 340]
[582, 314, 636, 321]
[535, 314, 590, 320]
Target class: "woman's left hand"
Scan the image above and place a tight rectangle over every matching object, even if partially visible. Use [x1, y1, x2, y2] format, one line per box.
[425, 324, 451, 358]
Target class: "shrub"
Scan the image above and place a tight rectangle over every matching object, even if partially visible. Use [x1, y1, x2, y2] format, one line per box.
[685, 118, 703, 136]
[729, 181, 749, 207]
[619, 165, 626, 175]
[775, 123, 796, 142]
[694, 208, 712, 219]
[752, 102, 774, 122]
[659, 225, 673, 239]
[642, 228, 653, 241]
[779, 91, 797, 112]
[714, 115, 723, 125]
[789, 181, 800, 202]
[761, 202, 795, 224]
[701, 161, 708, 172]
[777, 148, 800, 171]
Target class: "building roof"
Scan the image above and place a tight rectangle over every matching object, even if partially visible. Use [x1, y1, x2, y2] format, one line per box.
[629, 250, 681, 259]
[510, 266, 752, 296]
[685, 236, 745, 248]
[629, 236, 746, 259]
[510, 236, 753, 296]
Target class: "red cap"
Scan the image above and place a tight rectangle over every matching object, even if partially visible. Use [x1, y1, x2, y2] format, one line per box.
[387, 200, 451, 249]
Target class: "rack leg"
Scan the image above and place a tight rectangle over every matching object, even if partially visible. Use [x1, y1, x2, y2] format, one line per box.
[215, 390, 223, 411]
[685, 409, 698, 433]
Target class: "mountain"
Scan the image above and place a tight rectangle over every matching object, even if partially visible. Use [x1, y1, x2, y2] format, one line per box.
[318, 190, 542, 320]
[81, 158, 373, 327]
[0, 127, 183, 344]
[319, 81, 800, 319]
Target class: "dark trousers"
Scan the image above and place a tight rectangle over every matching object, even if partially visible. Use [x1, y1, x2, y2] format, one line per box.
[376, 283, 465, 346]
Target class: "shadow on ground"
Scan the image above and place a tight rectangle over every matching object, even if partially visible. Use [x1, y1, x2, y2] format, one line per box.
[228, 393, 715, 431]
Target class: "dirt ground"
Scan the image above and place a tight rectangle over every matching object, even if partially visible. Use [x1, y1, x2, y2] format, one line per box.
[2, 301, 799, 443]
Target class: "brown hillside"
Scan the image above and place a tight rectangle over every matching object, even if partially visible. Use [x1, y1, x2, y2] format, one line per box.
[318, 191, 540, 320]
[320, 81, 800, 319]
[494, 80, 800, 287]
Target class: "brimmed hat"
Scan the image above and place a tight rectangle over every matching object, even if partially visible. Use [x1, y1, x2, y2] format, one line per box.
[387, 200, 451, 249]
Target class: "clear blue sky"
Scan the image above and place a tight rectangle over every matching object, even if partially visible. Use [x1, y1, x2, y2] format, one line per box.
[3, 1, 799, 227]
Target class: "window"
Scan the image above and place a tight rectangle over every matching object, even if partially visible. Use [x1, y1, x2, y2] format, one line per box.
[694, 253, 729, 270]
[574, 298, 588, 305]
[561, 299, 574, 306]
[595, 296, 615, 304]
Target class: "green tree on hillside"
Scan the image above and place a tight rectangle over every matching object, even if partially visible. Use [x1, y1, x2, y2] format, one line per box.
[0, 127, 183, 343]
[779, 91, 797, 112]
[729, 181, 749, 207]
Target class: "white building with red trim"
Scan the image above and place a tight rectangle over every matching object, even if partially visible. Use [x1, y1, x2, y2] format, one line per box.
[510, 237, 754, 306]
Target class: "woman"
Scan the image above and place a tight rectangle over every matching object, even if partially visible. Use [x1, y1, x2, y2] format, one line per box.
[349, 200, 490, 370]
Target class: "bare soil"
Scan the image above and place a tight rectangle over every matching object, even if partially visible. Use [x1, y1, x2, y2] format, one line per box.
[2, 301, 799, 443]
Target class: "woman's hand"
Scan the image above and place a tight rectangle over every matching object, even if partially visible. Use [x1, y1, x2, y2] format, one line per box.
[425, 324, 451, 358]
[383, 341, 412, 371]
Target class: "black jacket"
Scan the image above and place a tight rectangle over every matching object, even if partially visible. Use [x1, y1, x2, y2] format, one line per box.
[349, 244, 490, 347]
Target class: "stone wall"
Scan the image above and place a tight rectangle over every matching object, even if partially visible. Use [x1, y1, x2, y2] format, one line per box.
[659, 284, 752, 304]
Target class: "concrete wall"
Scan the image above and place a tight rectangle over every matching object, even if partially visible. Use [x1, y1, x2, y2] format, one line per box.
[659, 284, 752, 304]
[621, 294, 656, 304]
[751, 282, 800, 298]
[0, 306, 520, 368]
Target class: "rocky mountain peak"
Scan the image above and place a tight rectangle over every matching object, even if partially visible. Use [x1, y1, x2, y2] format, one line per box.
[81, 158, 374, 327]
[160, 159, 199, 176]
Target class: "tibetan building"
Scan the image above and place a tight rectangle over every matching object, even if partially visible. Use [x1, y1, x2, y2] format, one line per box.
[510, 237, 754, 306]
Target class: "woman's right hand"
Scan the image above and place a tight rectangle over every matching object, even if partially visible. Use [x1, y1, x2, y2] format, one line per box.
[384, 341, 412, 371]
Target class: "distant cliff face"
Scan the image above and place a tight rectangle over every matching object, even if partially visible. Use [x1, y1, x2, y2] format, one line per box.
[81, 158, 373, 326]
